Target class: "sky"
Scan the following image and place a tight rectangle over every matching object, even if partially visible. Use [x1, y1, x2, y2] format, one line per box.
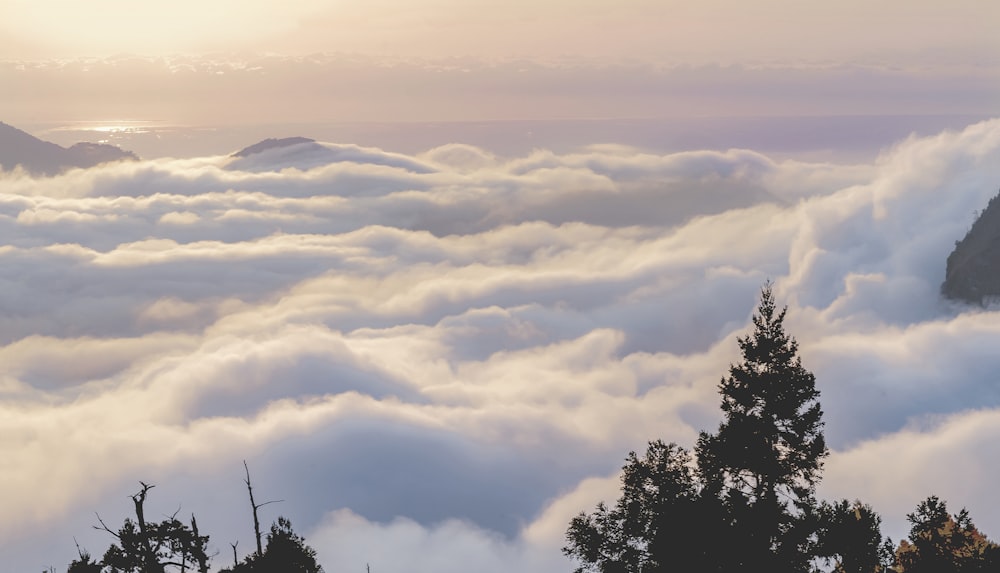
[2, 0, 998, 63]
[2, 2, 1000, 572]
[2, 1, 999, 129]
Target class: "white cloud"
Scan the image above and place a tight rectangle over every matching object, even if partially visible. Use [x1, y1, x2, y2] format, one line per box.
[2, 119, 1000, 571]
[309, 509, 570, 573]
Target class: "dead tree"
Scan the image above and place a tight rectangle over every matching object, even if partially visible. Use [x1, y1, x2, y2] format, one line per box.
[92, 482, 209, 573]
[190, 514, 210, 573]
[132, 482, 160, 572]
[243, 460, 282, 557]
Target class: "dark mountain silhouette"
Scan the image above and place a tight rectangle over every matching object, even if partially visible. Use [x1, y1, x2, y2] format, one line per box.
[0, 121, 138, 175]
[232, 137, 317, 158]
[942, 188, 1000, 305]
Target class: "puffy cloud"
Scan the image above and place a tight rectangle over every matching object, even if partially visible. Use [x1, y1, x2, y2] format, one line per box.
[309, 509, 568, 573]
[2, 119, 1000, 571]
[821, 406, 1000, 543]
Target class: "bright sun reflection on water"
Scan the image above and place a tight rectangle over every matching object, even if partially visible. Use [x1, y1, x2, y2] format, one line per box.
[46, 120, 159, 135]
[86, 124, 152, 134]
[38, 121, 163, 146]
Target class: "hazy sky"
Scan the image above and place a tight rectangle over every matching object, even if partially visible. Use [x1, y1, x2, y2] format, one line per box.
[2, 1, 998, 129]
[3, 0, 998, 63]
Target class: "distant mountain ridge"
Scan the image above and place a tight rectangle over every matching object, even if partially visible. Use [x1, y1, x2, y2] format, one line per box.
[0, 121, 138, 175]
[942, 188, 1000, 304]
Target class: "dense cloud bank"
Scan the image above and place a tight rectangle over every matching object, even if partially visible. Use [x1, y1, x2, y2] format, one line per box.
[1, 121, 1000, 571]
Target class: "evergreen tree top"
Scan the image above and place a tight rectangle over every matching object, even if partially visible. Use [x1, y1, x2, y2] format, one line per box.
[695, 282, 827, 569]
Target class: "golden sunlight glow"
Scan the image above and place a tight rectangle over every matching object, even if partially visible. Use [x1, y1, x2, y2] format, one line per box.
[48, 120, 159, 133]
[0, 0, 994, 63]
[86, 125, 152, 134]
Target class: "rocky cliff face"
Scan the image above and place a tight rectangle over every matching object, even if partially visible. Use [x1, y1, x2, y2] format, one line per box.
[942, 189, 1000, 304]
[0, 122, 138, 175]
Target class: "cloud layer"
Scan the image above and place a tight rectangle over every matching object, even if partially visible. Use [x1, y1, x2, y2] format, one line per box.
[2, 121, 1000, 571]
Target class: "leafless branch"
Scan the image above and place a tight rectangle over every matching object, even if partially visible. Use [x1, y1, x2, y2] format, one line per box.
[93, 513, 121, 539]
[73, 536, 88, 559]
[244, 460, 264, 556]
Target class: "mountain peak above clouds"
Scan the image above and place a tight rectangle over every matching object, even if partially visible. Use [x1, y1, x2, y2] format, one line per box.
[227, 136, 436, 174]
[231, 136, 317, 158]
[942, 187, 1000, 305]
[0, 121, 138, 175]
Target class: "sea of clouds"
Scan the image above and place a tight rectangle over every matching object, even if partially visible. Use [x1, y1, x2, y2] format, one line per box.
[1, 119, 1000, 572]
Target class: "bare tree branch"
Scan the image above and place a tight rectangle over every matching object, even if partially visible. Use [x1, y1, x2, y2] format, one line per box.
[244, 460, 264, 557]
[93, 512, 121, 539]
[131, 482, 161, 573]
[243, 460, 282, 557]
[73, 536, 89, 560]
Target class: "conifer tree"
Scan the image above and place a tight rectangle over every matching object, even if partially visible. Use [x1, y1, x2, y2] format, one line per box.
[563, 284, 898, 573]
[695, 282, 827, 572]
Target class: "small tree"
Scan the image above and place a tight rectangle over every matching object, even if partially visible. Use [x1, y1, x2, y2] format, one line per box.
[815, 499, 894, 573]
[255, 517, 323, 573]
[71, 483, 211, 573]
[564, 440, 721, 572]
[67, 468, 325, 573]
[221, 517, 323, 573]
[67, 549, 102, 573]
[895, 496, 999, 573]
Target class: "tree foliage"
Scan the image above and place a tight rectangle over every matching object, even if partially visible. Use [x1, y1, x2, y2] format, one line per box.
[68, 483, 209, 573]
[66, 551, 102, 573]
[696, 283, 828, 497]
[694, 282, 828, 572]
[895, 496, 999, 573]
[564, 283, 887, 573]
[564, 441, 720, 572]
[97, 516, 210, 573]
[221, 516, 323, 573]
[67, 478, 323, 573]
[815, 499, 894, 573]
[563, 284, 1000, 573]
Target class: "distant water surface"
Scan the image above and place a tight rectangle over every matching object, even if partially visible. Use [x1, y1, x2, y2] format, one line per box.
[27, 114, 995, 162]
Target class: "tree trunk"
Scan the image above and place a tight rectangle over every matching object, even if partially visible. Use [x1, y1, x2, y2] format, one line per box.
[244, 461, 264, 557]
[132, 482, 164, 573]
